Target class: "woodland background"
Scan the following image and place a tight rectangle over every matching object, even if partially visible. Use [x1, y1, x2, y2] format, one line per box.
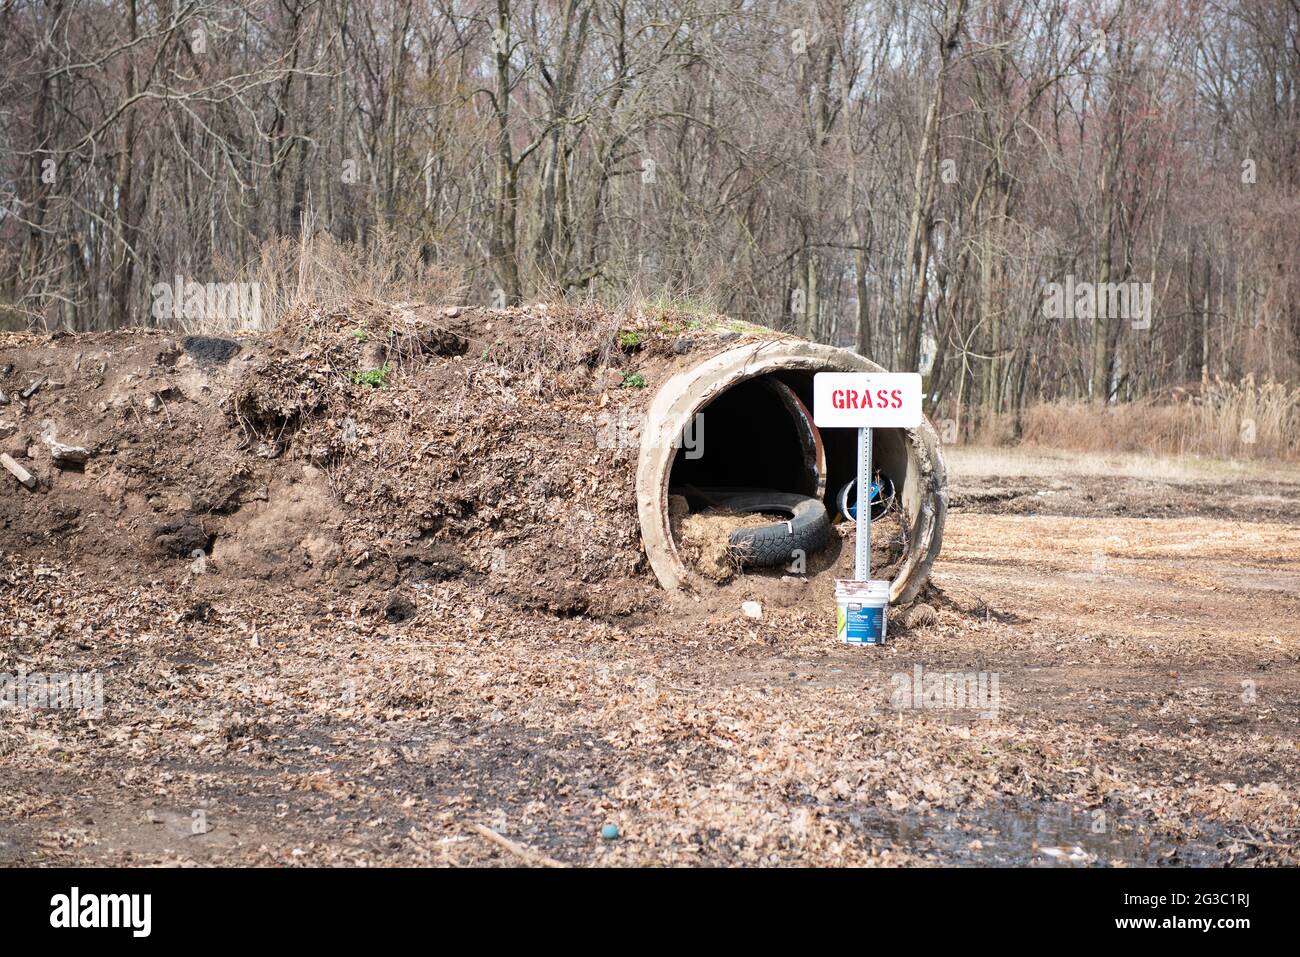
[1, 0, 1297, 450]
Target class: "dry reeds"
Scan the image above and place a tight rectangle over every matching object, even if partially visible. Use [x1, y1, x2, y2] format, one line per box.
[211, 224, 464, 332]
[1015, 376, 1300, 461]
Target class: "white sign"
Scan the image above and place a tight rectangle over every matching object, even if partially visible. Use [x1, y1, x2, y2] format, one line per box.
[813, 372, 923, 429]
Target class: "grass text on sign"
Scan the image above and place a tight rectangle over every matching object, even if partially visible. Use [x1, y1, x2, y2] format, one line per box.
[813, 373, 924, 429]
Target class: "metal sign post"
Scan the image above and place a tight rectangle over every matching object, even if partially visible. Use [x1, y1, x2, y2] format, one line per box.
[856, 425, 871, 581]
[813, 372, 924, 646]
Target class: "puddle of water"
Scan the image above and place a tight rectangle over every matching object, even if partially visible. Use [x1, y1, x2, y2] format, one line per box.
[842, 800, 1226, 867]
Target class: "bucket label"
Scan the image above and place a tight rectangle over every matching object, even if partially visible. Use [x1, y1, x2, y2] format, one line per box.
[838, 602, 884, 644]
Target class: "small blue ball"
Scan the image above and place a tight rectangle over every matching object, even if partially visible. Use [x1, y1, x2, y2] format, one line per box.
[601, 823, 620, 840]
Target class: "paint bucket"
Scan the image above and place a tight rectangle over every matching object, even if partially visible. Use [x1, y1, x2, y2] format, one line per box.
[835, 579, 890, 645]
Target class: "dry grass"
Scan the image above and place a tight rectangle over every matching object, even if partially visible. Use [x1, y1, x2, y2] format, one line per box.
[1012, 378, 1300, 462]
[209, 225, 464, 333]
[945, 444, 1300, 485]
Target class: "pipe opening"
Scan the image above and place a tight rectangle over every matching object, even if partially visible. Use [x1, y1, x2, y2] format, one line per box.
[667, 370, 914, 528]
[668, 375, 816, 507]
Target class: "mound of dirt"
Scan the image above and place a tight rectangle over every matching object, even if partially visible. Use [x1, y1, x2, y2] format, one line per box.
[0, 303, 793, 619]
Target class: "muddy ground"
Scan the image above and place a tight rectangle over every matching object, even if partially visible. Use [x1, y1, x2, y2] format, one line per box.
[1, 324, 1298, 867]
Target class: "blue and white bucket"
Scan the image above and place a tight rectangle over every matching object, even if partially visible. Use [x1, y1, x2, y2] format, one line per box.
[835, 579, 890, 645]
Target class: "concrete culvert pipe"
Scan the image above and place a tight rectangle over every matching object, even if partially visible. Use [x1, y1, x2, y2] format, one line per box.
[636, 340, 948, 604]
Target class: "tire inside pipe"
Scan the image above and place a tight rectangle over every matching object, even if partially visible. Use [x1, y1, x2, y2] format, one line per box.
[699, 489, 831, 568]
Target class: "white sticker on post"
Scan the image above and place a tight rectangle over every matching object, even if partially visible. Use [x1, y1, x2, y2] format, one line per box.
[812, 372, 924, 429]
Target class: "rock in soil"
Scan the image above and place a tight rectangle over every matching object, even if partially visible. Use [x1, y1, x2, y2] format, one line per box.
[153, 516, 213, 557]
[384, 594, 417, 623]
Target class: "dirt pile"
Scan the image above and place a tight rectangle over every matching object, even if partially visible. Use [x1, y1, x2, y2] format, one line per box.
[671, 502, 786, 583]
[0, 303, 791, 619]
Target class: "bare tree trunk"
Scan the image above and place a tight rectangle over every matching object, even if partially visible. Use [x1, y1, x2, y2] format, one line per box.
[491, 0, 522, 304]
[901, 0, 967, 372]
[110, 0, 140, 329]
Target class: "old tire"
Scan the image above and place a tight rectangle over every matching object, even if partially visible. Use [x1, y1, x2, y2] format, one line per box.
[709, 490, 830, 568]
